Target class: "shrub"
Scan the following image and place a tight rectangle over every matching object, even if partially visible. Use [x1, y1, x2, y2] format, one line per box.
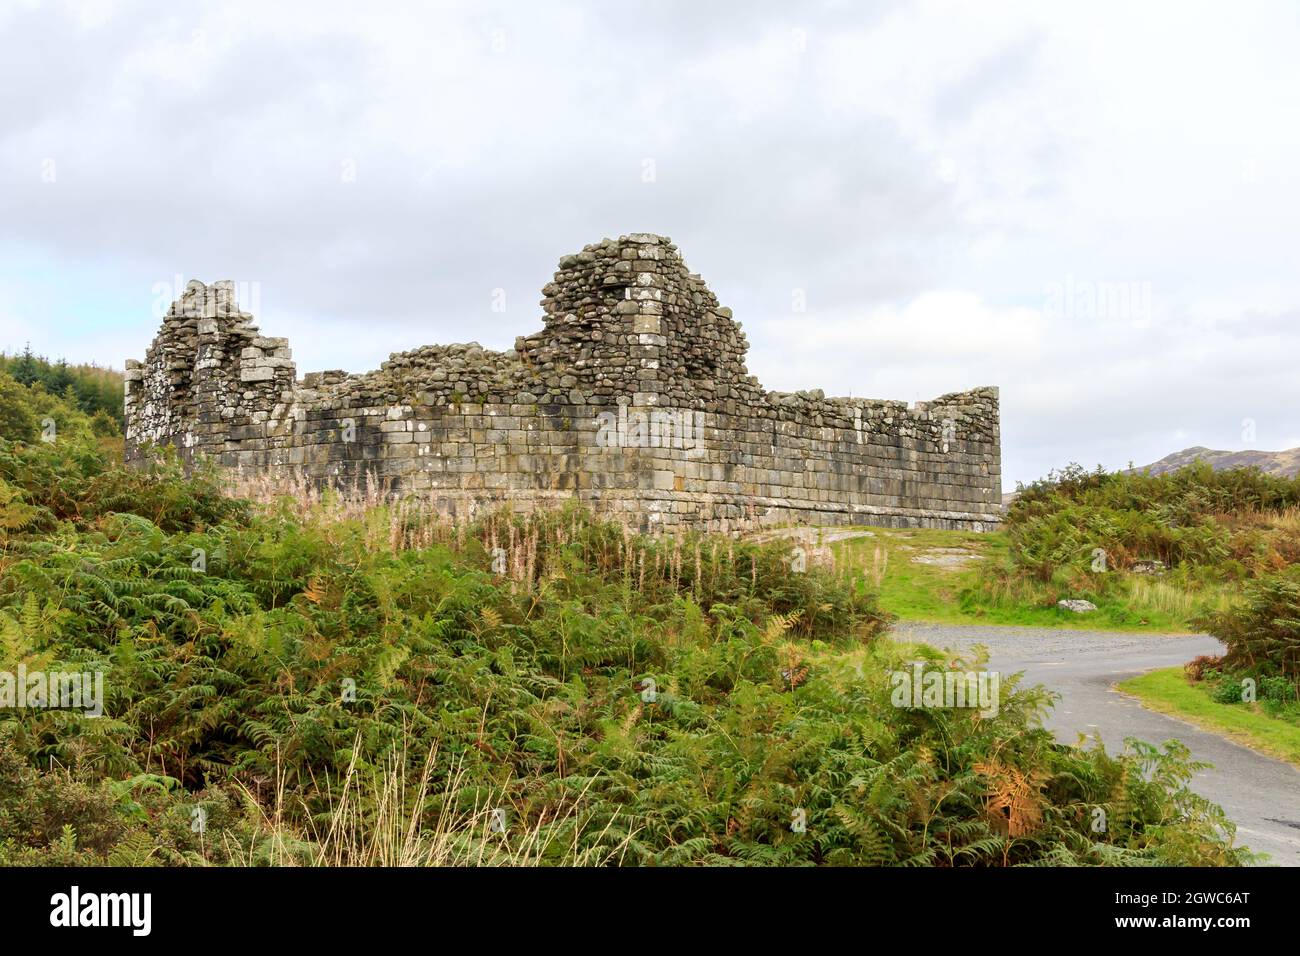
[1195, 569, 1300, 689]
[1006, 461, 1300, 578]
[0, 438, 243, 534]
[0, 374, 40, 443]
[0, 450, 1255, 865]
[1184, 654, 1223, 682]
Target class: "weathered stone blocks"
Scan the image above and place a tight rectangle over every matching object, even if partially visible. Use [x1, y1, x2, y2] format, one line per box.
[125, 234, 1002, 532]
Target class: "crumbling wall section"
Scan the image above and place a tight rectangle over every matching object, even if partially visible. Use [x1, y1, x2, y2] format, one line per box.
[125, 235, 1002, 532]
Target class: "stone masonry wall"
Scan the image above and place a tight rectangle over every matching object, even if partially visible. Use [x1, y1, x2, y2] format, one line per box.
[125, 234, 1002, 532]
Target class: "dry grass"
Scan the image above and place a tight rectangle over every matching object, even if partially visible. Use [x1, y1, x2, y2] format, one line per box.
[1126, 577, 1200, 619]
[225, 470, 824, 608]
[1267, 506, 1300, 533]
[868, 543, 888, 588]
[230, 735, 634, 867]
[1127, 576, 1240, 619]
[228, 468, 454, 553]
[1216, 504, 1300, 532]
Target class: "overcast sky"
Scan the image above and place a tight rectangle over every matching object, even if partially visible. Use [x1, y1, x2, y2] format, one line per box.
[2, 0, 1298, 489]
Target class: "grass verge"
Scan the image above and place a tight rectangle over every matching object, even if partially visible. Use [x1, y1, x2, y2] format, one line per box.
[1118, 668, 1300, 768]
[828, 526, 1215, 632]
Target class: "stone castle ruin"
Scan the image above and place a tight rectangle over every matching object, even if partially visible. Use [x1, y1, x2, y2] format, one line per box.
[125, 233, 1002, 531]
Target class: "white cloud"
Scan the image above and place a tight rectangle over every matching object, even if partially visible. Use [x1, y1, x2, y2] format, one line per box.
[763, 291, 1045, 363]
[0, 0, 1297, 489]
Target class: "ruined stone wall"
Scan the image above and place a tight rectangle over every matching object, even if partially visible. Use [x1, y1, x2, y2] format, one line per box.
[125, 234, 1002, 532]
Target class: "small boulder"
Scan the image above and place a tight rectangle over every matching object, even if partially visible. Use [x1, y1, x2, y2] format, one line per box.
[1058, 599, 1097, 613]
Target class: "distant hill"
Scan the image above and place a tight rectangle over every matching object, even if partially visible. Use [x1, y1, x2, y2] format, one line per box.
[999, 447, 1300, 509]
[1135, 446, 1300, 478]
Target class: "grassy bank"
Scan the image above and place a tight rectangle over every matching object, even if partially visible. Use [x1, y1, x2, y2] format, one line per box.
[815, 460, 1300, 632]
[1119, 668, 1300, 768]
[824, 526, 1231, 632]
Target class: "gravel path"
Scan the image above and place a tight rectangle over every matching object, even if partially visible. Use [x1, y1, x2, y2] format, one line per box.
[891, 622, 1300, 865]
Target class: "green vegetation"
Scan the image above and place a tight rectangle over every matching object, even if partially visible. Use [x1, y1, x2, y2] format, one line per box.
[979, 462, 1300, 766]
[971, 460, 1300, 628]
[1119, 668, 1300, 768]
[832, 462, 1300, 632]
[831, 527, 995, 623]
[1120, 568, 1300, 763]
[0, 346, 124, 428]
[1196, 569, 1300, 687]
[831, 526, 1205, 631]
[0, 366, 123, 480]
[0, 400, 1253, 865]
[1006, 461, 1300, 578]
